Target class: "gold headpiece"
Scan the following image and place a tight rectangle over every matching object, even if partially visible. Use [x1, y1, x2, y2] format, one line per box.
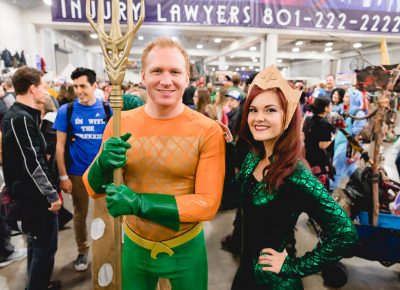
[248, 65, 301, 130]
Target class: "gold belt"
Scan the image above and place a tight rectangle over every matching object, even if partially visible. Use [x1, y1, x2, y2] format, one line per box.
[124, 222, 203, 259]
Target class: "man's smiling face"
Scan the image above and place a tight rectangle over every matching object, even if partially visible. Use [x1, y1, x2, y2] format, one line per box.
[141, 46, 189, 109]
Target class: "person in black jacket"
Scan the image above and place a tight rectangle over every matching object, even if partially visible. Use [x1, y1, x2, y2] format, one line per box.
[303, 97, 335, 190]
[2, 66, 62, 290]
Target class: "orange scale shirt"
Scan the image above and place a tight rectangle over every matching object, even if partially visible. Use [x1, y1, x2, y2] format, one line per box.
[83, 106, 226, 241]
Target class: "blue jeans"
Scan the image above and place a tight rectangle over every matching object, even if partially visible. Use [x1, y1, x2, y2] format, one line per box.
[26, 210, 58, 290]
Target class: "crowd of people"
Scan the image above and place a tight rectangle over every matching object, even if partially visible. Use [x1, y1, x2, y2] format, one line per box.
[0, 36, 397, 290]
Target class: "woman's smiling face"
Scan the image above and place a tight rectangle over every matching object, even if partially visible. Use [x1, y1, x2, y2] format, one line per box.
[247, 89, 284, 145]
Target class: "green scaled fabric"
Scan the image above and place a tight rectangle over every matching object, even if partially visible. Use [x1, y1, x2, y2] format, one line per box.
[105, 184, 180, 231]
[279, 162, 359, 280]
[236, 152, 358, 288]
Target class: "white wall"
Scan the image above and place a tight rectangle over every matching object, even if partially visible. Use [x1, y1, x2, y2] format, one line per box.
[0, 1, 27, 65]
[340, 45, 400, 74]
[288, 45, 400, 83]
[289, 59, 325, 79]
[0, 1, 105, 80]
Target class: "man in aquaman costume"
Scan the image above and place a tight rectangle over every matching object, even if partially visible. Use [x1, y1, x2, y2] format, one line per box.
[83, 38, 225, 290]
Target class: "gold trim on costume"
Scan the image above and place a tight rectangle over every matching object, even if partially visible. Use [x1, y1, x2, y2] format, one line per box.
[123, 222, 203, 259]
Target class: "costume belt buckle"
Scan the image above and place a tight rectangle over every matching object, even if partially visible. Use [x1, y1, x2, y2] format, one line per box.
[150, 242, 174, 259]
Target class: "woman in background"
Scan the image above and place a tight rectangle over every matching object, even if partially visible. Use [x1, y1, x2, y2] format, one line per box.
[194, 86, 218, 120]
[214, 87, 229, 125]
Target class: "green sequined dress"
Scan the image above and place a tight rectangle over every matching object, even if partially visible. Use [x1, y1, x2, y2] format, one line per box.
[232, 152, 358, 290]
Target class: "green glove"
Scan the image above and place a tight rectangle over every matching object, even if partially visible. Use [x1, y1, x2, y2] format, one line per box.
[105, 184, 180, 231]
[87, 133, 131, 193]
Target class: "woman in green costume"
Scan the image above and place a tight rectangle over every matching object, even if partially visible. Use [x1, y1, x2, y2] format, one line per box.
[230, 65, 358, 290]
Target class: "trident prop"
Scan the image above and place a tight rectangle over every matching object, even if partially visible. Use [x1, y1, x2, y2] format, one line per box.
[86, 0, 145, 289]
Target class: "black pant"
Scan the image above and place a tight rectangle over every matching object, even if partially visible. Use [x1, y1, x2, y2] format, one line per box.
[26, 210, 58, 290]
[395, 151, 400, 178]
[0, 215, 14, 261]
[231, 267, 269, 290]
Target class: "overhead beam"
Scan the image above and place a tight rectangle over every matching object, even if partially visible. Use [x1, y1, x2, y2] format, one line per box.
[277, 52, 338, 60]
[204, 36, 261, 64]
[206, 61, 260, 67]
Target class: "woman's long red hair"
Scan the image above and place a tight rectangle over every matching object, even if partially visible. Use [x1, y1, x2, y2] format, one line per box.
[240, 85, 305, 191]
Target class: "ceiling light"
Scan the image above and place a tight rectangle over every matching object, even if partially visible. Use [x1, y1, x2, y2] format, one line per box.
[241, 66, 246, 71]
[235, 68, 240, 71]
[90, 33, 98, 39]
[43, 0, 52, 5]
[214, 38, 222, 43]
[255, 68, 260, 72]
[196, 44, 203, 49]
[252, 58, 258, 63]
[324, 47, 333, 52]
[211, 67, 215, 72]
[353, 42, 362, 48]
[249, 65, 254, 69]
[292, 47, 300, 52]
[325, 42, 333, 47]
[295, 41, 303, 46]
[277, 59, 283, 63]
[172, 36, 178, 41]
[138, 35, 144, 41]
[224, 65, 229, 70]
[229, 55, 235, 59]
[249, 46, 257, 51]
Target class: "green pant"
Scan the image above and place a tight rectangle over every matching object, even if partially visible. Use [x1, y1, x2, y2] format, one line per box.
[122, 230, 207, 290]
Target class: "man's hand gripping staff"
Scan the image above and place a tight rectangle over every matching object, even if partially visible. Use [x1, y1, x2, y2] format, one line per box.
[87, 133, 132, 193]
[87, 133, 180, 231]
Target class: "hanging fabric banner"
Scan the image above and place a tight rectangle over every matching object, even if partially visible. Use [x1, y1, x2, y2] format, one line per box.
[52, 0, 400, 34]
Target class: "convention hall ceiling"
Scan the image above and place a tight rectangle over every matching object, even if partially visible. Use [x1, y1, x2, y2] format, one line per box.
[10, 0, 400, 72]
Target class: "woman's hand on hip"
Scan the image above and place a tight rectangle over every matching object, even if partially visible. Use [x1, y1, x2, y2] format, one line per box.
[258, 248, 288, 274]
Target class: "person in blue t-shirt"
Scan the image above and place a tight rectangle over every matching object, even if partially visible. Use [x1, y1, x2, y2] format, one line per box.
[53, 67, 112, 272]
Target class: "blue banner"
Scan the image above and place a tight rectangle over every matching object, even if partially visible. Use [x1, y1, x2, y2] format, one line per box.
[52, 0, 400, 34]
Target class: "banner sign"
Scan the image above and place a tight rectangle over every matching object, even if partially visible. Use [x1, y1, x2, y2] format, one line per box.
[52, 0, 400, 34]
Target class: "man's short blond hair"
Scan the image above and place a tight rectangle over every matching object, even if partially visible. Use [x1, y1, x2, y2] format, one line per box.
[141, 37, 190, 73]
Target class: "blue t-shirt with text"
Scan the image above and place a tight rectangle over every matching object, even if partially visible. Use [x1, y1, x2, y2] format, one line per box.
[53, 99, 112, 176]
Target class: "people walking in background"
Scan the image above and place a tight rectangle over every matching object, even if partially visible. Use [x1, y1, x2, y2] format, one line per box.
[53, 67, 111, 272]
[0, 128, 27, 268]
[2, 66, 62, 290]
[303, 97, 335, 189]
[194, 86, 218, 120]
[183, 79, 197, 109]
[2, 78, 16, 109]
[230, 74, 245, 100]
[331, 88, 345, 113]
[319, 74, 336, 99]
[214, 87, 229, 125]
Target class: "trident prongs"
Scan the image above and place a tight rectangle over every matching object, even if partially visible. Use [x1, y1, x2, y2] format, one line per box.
[86, 0, 145, 84]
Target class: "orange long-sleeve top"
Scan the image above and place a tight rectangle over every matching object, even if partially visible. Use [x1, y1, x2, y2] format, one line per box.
[83, 106, 225, 241]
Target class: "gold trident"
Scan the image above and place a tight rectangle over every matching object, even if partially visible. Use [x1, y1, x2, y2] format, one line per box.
[86, 1, 145, 289]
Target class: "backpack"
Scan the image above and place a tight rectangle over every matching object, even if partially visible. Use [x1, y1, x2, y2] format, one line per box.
[64, 101, 111, 170]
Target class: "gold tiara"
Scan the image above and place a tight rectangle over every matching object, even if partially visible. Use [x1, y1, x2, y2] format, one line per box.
[248, 65, 302, 130]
